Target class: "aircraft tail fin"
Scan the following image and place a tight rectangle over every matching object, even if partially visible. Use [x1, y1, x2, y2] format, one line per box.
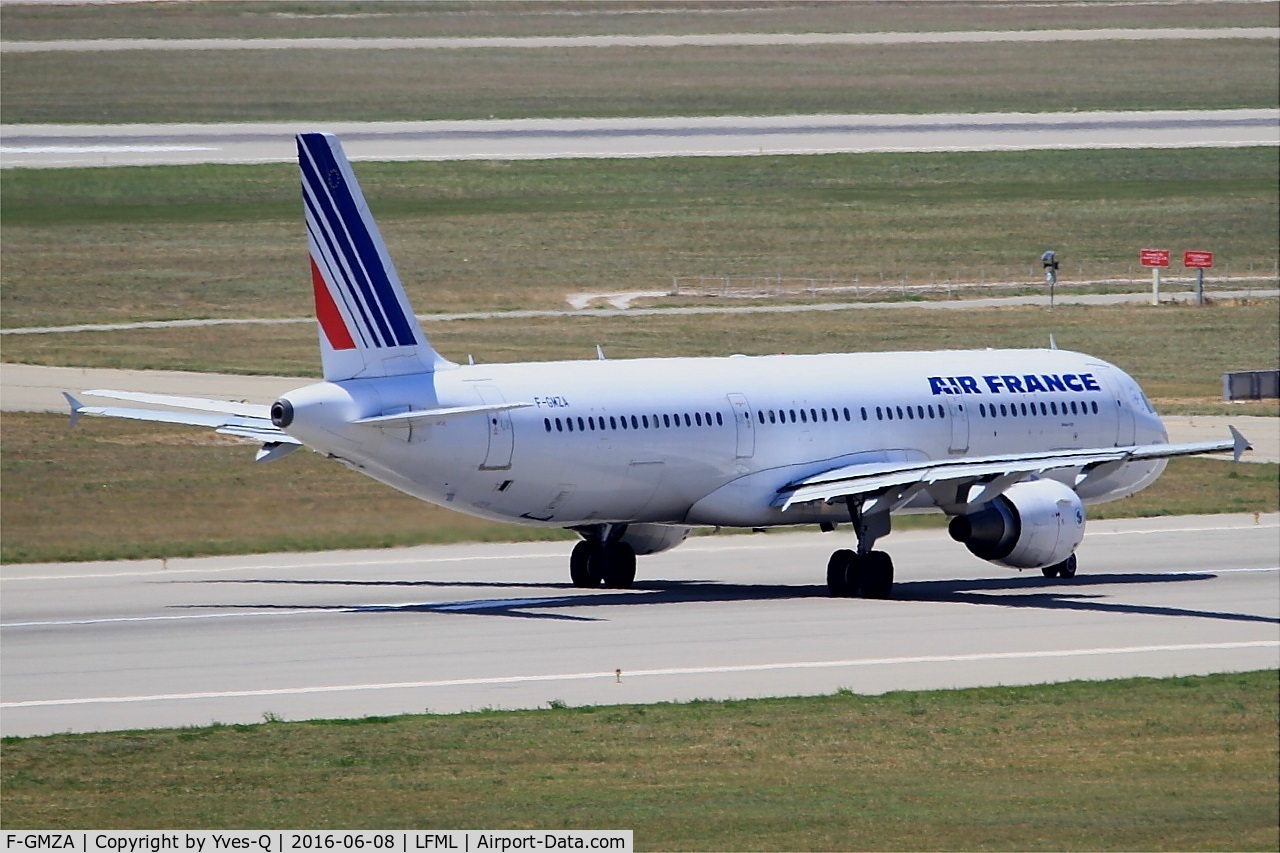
[298, 132, 453, 381]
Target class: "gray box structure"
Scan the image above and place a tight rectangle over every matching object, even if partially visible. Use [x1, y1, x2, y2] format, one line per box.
[1222, 369, 1280, 401]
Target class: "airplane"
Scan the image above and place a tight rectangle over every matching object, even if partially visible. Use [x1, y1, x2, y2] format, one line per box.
[65, 132, 1252, 599]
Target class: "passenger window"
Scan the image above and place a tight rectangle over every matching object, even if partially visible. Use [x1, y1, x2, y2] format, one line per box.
[800, 409, 808, 423]
[716, 412, 724, 426]
[999, 404, 1007, 417]
[821, 409, 828, 423]
[979, 403, 987, 417]
[544, 418, 552, 432]
[1050, 402, 1058, 415]
[768, 410, 776, 424]
[1091, 400, 1099, 414]
[896, 406, 904, 420]
[860, 407, 868, 421]
[876, 406, 883, 420]
[663, 414, 671, 428]
[556, 418, 563, 432]
[887, 407, 894, 421]
[695, 412, 703, 426]
[906, 406, 914, 420]
[810, 408, 817, 422]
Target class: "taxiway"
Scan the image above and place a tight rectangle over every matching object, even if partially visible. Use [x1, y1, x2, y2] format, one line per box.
[3, 513, 1276, 737]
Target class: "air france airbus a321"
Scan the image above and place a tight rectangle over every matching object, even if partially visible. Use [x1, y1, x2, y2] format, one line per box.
[66, 133, 1251, 598]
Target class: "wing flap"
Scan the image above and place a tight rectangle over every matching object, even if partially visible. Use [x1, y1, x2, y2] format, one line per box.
[777, 432, 1246, 511]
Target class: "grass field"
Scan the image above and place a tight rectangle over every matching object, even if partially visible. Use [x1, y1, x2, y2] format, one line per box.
[3, 0, 1277, 124]
[2, 671, 1276, 850]
[3, 148, 1277, 330]
[3, 1, 1275, 41]
[6, 39, 1277, 125]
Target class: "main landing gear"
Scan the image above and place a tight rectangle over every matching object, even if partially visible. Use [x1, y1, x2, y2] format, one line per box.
[828, 497, 895, 599]
[570, 525, 636, 589]
[1041, 553, 1078, 579]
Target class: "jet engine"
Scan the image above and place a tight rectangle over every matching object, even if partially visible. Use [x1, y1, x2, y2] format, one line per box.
[947, 479, 1084, 569]
[618, 524, 691, 556]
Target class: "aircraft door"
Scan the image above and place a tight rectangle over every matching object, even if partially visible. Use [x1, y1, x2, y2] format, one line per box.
[946, 393, 969, 455]
[1092, 365, 1136, 446]
[727, 393, 755, 459]
[475, 384, 514, 470]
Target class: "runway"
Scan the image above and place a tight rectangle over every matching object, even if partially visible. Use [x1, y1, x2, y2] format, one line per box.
[3, 109, 1277, 168]
[3, 513, 1276, 737]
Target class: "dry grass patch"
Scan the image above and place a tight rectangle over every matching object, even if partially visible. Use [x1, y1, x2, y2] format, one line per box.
[3, 39, 1277, 124]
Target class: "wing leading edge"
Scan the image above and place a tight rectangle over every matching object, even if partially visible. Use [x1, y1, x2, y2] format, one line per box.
[776, 427, 1251, 513]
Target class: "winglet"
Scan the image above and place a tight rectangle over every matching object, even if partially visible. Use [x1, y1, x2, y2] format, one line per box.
[63, 392, 83, 430]
[1229, 425, 1252, 463]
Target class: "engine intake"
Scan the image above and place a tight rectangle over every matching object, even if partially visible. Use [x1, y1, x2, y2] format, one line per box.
[948, 479, 1084, 569]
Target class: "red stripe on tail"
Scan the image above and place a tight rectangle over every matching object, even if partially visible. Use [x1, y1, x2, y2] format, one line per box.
[311, 259, 357, 350]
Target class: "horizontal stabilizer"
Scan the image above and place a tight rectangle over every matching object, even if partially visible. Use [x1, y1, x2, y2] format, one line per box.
[65, 391, 301, 462]
[352, 401, 533, 427]
[82, 389, 271, 420]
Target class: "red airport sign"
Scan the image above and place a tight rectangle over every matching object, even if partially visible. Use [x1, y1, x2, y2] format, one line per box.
[1184, 250, 1214, 269]
[1140, 249, 1170, 268]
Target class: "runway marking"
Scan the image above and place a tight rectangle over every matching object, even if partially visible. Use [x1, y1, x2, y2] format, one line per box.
[4, 641, 1276, 710]
[0, 146, 218, 154]
[3, 521, 1276, 581]
[3, 28, 1276, 53]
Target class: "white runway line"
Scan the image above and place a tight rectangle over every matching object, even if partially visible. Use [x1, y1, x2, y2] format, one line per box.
[5, 641, 1276, 710]
[2, 28, 1276, 53]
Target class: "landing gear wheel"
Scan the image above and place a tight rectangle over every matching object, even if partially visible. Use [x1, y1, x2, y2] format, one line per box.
[570, 541, 599, 588]
[600, 542, 637, 589]
[1042, 553, 1077, 579]
[1057, 553, 1078, 579]
[827, 549, 855, 598]
[861, 551, 895, 600]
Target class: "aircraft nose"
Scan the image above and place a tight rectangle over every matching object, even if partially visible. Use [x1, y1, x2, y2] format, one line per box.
[271, 398, 294, 428]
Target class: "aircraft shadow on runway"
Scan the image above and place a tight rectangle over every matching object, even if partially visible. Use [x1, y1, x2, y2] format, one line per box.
[178, 571, 1279, 625]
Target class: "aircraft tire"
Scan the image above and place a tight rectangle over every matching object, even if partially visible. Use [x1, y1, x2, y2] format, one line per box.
[570, 541, 599, 588]
[601, 542, 637, 589]
[862, 551, 894, 599]
[1041, 564, 1060, 578]
[827, 549, 855, 597]
[1057, 553, 1078, 579]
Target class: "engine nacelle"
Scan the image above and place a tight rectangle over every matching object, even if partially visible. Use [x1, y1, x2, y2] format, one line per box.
[947, 479, 1085, 569]
[618, 524, 691, 556]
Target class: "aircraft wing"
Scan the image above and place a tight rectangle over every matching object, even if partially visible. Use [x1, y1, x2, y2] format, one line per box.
[775, 427, 1251, 512]
[65, 391, 301, 463]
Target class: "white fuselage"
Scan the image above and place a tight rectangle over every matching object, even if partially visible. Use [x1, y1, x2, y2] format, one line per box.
[279, 348, 1169, 530]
